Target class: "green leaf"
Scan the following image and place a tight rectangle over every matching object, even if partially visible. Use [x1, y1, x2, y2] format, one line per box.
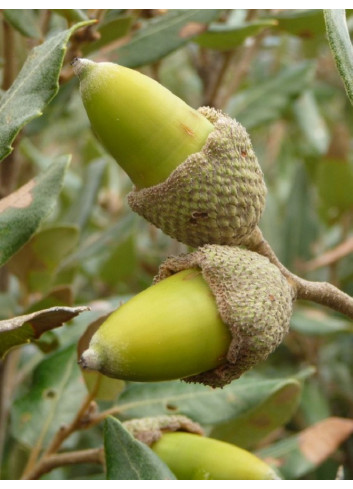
[257, 417, 353, 479]
[82, 15, 134, 55]
[194, 19, 276, 50]
[104, 416, 176, 480]
[0, 19, 94, 161]
[113, 10, 222, 68]
[11, 344, 87, 448]
[3, 10, 41, 39]
[117, 374, 303, 434]
[271, 9, 326, 38]
[324, 10, 353, 106]
[228, 62, 316, 129]
[8, 225, 79, 293]
[0, 156, 69, 267]
[0, 305, 88, 359]
[209, 379, 301, 448]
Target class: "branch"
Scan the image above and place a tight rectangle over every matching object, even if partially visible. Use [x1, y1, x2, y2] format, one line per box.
[21, 448, 104, 480]
[299, 235, 353, 273]
[247, 227, 353, 320]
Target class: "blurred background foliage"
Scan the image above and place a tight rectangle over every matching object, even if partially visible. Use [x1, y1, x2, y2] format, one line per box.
[0, 9, 353, 480]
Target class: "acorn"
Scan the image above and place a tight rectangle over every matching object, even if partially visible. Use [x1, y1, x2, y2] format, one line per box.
[80, 246, 294, 388]
[73, 58, 267, 247]
[152, 432, 278, 480]
[124, 415, 279, 480]
[72, 58, 214, 189]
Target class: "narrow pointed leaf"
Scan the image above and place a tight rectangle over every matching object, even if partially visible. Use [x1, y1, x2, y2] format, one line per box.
[0, 19, 95, 161]
[194, 19, 276, 50]
[104, 417, 176, 480]
[324, 9, 353, 106]
[271, 9, 326, 38]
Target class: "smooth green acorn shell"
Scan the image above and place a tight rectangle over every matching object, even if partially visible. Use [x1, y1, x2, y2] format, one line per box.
[151, 432, 278, 480]
[73, 58, 214, 189]
[80, 268, 231, 382]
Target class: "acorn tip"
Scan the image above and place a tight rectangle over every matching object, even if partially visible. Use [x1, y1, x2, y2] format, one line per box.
[79, 347, 101, 371]
[71, 57, 95, 79]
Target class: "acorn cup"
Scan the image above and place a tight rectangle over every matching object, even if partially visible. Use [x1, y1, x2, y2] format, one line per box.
[73, 58, 267, 247]
[79, 246, 294, 388]
[124, 415, 279, 480]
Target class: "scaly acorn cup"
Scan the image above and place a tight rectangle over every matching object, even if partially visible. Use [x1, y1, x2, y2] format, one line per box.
[73, 58, 267, 247]
[80, 246, 294, 388]
[124, 415, 279, 480]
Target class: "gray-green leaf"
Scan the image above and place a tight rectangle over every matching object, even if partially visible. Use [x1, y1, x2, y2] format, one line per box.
[117, 373, 303, 434]
[104, 416, 176, 480]
[11, 344, 87, 448]
[324, 10, 353, 106]
[0, 155, 69, 267]
[0, 19, 94, 161]
[194, 19, 276, 50]
[113, 10, 222, 68]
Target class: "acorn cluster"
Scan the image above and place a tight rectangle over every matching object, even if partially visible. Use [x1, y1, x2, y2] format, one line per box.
[74, 58, 295, 388]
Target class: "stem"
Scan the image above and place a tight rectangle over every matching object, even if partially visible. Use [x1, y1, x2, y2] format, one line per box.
[21, 448, 104, 480]
[21, 385, 99, 479]
[247, 227, 353, 320]
[45, 389, 98, 456]
[300, 236, 353, 273]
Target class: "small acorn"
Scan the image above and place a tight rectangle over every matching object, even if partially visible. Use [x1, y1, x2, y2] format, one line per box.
[124, 415, 279, 480]
[80, 246, 294, 388]
[73, 58, 267, 247]
[152, 432, 278, 480]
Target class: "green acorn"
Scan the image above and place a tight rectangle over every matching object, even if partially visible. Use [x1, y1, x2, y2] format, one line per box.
[152, 432, 278, 480]
[72, 58, 214, 189]
[73, 59, 267, 247]
[124, 415, 279, 480]
[80, 246, 294, 388]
